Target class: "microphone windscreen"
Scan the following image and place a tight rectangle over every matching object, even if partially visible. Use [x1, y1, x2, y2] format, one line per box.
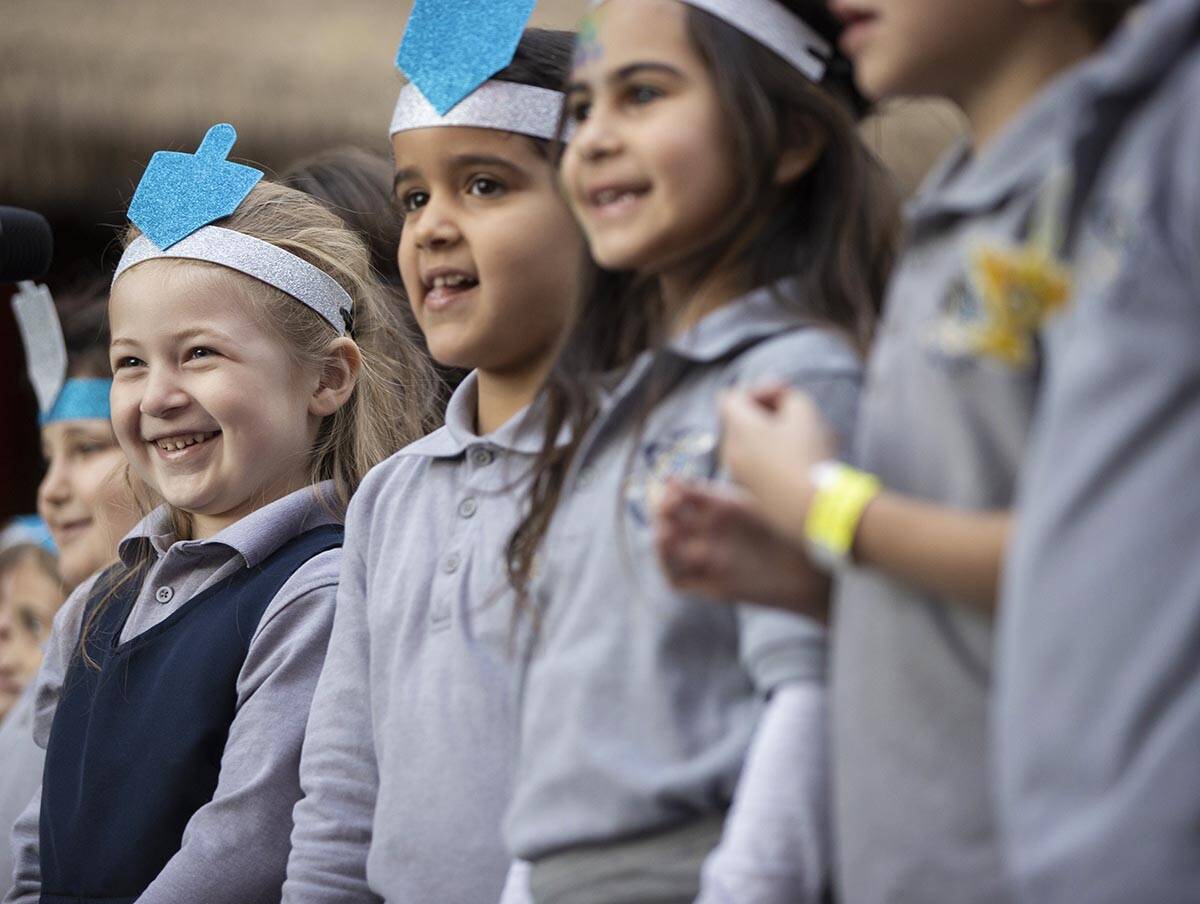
[0, 206, 54, 282]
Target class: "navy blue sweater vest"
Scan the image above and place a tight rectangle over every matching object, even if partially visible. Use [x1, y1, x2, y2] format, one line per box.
[38, 524, 343, 904]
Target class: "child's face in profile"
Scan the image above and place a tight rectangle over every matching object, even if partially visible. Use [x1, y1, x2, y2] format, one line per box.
[560, 0, 740, 277]
[392, 125, 585, 375]
[37, 419, 136, 588]
[108, 263, 323, 539]
[828, 0, 1028, 102]
[0, 551, 64, 719]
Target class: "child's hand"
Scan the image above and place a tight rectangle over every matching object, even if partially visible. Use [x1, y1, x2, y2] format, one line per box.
[718, 384, 838, 545]
[655, 478, 830, 621]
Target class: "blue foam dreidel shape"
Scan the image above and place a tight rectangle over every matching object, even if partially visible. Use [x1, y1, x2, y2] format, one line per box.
[128, 123, 263, 250]
[397, 0, 538, 115]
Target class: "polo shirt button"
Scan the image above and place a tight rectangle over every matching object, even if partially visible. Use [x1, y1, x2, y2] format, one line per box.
[442, 553, 462, 575]
[458, 497, 478, 518]
[470, 447, 494, 467]
[155, 586, 174, 604]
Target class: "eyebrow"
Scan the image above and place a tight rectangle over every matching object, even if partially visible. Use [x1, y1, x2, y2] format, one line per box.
[567, 60, 686, 94]
[392, 152, 528, 196]
[110, 326, 237, 349]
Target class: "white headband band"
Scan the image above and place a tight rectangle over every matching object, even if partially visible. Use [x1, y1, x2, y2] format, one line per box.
[114, 227, 353, 335]
[593, 0, 831, 82]
[389, 80, 565, 140]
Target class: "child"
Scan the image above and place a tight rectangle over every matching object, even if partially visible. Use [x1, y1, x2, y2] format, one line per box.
[502, 1, 896, 901]
[4, 125, 434, 904]
[19, 284, 139, 591]
[283, 17, 585, 903]
[995, 2, 1200, 900]
[655, 1, 1136, 901]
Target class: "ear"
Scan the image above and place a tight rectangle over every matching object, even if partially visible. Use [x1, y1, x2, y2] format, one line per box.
[774, 116, 827, 186]
[309, 337, 362, 418]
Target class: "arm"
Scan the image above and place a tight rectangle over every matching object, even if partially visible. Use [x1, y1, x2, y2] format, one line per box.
[282, 535, 381, 903]
[722, 386, 1011, 614]
[3, 577, 95, 904]
[697, 682, 830, 904]
[136, 552, 340, 904]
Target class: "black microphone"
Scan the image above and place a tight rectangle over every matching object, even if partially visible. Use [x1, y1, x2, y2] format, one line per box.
[0, 206, 54, 282]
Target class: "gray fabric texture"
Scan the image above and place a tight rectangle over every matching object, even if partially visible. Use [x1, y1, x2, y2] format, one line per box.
[284, 372, 541, 904]
[505, 283, 861, 863]
[996, 4, 1200, 901]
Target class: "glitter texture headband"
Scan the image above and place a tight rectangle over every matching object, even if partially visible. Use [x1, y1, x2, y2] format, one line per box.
[115, 228, 352, 335]
[593, 0, 832, 82]
[389, 0, 562, 139]
[11, 281, 112, 425]
[389, 80, 564, 139]
[116, 123, 352, 335]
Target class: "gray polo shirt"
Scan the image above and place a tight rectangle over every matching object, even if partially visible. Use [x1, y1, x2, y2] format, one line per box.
[284, 372, 540, 904]
[0, 688, 40, 901]
[829, 61, 1094, 904]
[997, 4, 1200, 901]
[4, 484, 341, 904]
[505, 283, 862, 862]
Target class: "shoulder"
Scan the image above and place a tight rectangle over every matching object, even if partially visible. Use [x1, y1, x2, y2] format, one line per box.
[349, 434, 444, 520]
[730, 325, 863, 387]
[255, 547, 342, 633]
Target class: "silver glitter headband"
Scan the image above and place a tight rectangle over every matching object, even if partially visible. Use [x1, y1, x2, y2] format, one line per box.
[114, 226, 352, 335]
[389, 80, 564, 140]
[593, 0, 832, 82]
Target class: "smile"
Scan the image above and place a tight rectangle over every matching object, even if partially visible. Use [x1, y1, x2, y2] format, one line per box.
[423, 269, 480, 313]
[587, 184, 649, 218]
[149, 430, 221, 458]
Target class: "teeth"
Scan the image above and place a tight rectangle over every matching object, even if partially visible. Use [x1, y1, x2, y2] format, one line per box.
[155, 432, 214, 451]
[596, 189, 636, 207]
[431, 274, 473, 289]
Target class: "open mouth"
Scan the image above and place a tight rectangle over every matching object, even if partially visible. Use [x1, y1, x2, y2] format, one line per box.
[149, 430, 221, 457]
[52, 518, 92, 545]
[588, 184, 650, 218]
[423, 271, 480, 312]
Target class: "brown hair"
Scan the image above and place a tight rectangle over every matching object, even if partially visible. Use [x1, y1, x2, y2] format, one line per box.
[506, 0, 900, 602]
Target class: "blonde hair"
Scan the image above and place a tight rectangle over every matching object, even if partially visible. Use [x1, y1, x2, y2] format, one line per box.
[119, 180, 439, 516]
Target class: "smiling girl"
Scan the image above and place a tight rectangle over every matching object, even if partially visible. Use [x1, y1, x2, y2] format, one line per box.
[501, 2, 896, 902]
[284, 25, 588, 904]
[4, 148, 434, 904]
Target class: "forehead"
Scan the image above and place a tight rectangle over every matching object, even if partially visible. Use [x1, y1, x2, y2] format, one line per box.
[390, 125, 544, 177]
[41, 419, 114, 445]
[1, 553, 60, 607]
[109, 260, 266, 337]
[574, 0, 696, 80]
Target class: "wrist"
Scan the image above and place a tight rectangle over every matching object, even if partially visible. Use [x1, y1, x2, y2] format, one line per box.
[803, 460, 882, 573]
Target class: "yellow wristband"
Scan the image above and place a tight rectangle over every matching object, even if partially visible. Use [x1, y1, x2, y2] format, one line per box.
[804, 461, 881, 572]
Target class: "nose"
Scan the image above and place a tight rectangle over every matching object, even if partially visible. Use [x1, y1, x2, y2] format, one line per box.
[412, 194, 463, 252]
[571, 104, 623, 163]
[38, 452, 71, 511]
[139, 365, 189, 419]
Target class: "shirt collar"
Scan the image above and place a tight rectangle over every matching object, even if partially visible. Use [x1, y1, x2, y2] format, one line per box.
[662, 279, 811, 364]
[118, 480, 342, 569]
[905, 57, 1095, 225]
[398, 369, 553, 460]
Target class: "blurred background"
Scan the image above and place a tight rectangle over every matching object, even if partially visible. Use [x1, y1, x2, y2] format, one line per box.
[0, 0, 965, 521]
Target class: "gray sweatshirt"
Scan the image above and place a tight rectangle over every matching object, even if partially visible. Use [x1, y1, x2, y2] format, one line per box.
[4, 484, 341, 904]
[829, 57, 1099, 904]
[996, 4, 1200, 901]
[504, 283, 861, 862]
[284, 372, 540, 903]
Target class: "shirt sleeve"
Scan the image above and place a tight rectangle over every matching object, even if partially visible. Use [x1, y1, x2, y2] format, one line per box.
[281, 501, 381, 903]
[697, 682, 831, 904]
[733, 329, 862, 692]
[134, 549, 340, 904]
[2, 575, 96, 904]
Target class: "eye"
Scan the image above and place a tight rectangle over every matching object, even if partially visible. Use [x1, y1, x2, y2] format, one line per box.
[113, 355, 144, 370]
[627, 84, 663, 106]
[401, 189, 429, 213]
[77, 441, 111, 456]
[467, 176, 504, 198]
[19, 610, 44, 636]
[187, 346, 216, 361]
[567, 99, 592, 123]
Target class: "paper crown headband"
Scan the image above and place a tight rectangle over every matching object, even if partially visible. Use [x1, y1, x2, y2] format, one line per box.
[389, 0, 563, 140]
[0, 515, 57, 554]
[113, 124, 353, 335]
[11, 281, 112, 426]
[592, 0, 833, 83]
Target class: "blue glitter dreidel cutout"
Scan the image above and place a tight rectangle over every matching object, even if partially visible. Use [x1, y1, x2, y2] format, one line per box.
[397, 0, 537, 115]
[128, 123, 263, 250]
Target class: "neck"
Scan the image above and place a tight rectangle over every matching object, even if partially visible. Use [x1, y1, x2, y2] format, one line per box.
[660, 263, 750, 338]
[188, 471, 309, 541]
[955, 19, 1096, 152]
[475, 351, 557, 437]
